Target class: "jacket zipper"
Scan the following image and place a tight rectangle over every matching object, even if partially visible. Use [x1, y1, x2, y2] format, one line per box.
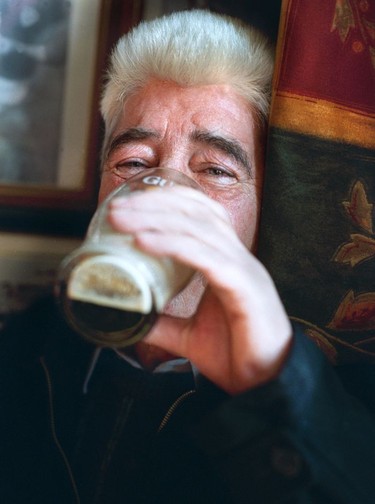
[158, 389, 196, 433]
[41, 356, 194, 497]
[40, 357, 81, 504]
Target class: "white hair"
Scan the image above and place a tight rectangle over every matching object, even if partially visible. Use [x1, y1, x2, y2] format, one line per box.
[100, 9, 274, 148]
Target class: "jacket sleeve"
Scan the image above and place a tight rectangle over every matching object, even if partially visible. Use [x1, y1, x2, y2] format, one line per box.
[193, 324, 375, 504]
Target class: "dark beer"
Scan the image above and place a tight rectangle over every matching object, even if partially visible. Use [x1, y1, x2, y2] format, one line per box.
[58, 280, 157, 347]
[56, 168, 196, 347]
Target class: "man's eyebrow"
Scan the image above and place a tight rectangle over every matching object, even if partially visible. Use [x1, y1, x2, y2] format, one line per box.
[106, 127, 159, 159]
[191, 130, 252, 174]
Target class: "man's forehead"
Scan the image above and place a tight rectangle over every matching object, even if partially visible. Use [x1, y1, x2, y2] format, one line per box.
[119, 79, 254, 124]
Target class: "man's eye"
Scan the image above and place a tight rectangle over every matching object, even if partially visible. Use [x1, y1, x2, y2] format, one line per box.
[112, 160, 149, 179]
[117, 160, 147, 169]
[205, 167, 235, 178]
[195, 166, 238, 188]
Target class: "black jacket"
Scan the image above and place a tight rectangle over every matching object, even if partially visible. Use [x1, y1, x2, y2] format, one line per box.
[1, 296, 375, 503]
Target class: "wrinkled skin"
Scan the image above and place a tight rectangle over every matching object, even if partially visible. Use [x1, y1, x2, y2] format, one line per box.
[99, 79, 292, 395]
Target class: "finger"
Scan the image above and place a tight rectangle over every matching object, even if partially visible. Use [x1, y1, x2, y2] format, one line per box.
[133, 226, 240, 261]
[108, 204, 234, 247]
[110, 185, 231, 222]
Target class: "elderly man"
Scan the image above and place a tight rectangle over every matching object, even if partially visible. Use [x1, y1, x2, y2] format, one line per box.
[1, 9, 374, 504]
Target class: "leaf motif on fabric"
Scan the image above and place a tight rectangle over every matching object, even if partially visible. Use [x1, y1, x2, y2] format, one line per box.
[330, 1, 375, 68]
[327, 290, 375, 330]
[363, 17, 375, 41]
[333, 233, 375, 266]
[342, 180, 373, 233]
[331, 0, 355, 42]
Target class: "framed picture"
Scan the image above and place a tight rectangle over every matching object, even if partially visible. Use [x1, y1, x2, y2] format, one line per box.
[0, 0, 114, 235]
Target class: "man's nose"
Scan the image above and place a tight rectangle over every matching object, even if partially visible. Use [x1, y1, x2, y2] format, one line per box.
[156, 158, 191, 178]
[154, 144, 189, 173]
[154, 153, 199, 188]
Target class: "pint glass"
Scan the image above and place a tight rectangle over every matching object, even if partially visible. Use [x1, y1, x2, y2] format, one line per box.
[56, 168, 198, 347]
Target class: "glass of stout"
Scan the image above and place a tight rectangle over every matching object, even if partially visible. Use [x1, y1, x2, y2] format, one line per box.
[55, 168, 198, 348]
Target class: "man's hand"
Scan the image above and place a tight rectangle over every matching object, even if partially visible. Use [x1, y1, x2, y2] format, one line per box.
[108, 186, 292, 395]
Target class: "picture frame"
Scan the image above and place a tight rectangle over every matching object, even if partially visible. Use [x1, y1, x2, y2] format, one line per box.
[0, 0, 115, 236]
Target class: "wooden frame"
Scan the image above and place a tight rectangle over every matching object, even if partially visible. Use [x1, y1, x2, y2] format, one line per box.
[0, 0, 119, 235]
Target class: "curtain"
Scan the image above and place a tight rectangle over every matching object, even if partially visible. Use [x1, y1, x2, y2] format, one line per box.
[258, 0, 375, 363]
